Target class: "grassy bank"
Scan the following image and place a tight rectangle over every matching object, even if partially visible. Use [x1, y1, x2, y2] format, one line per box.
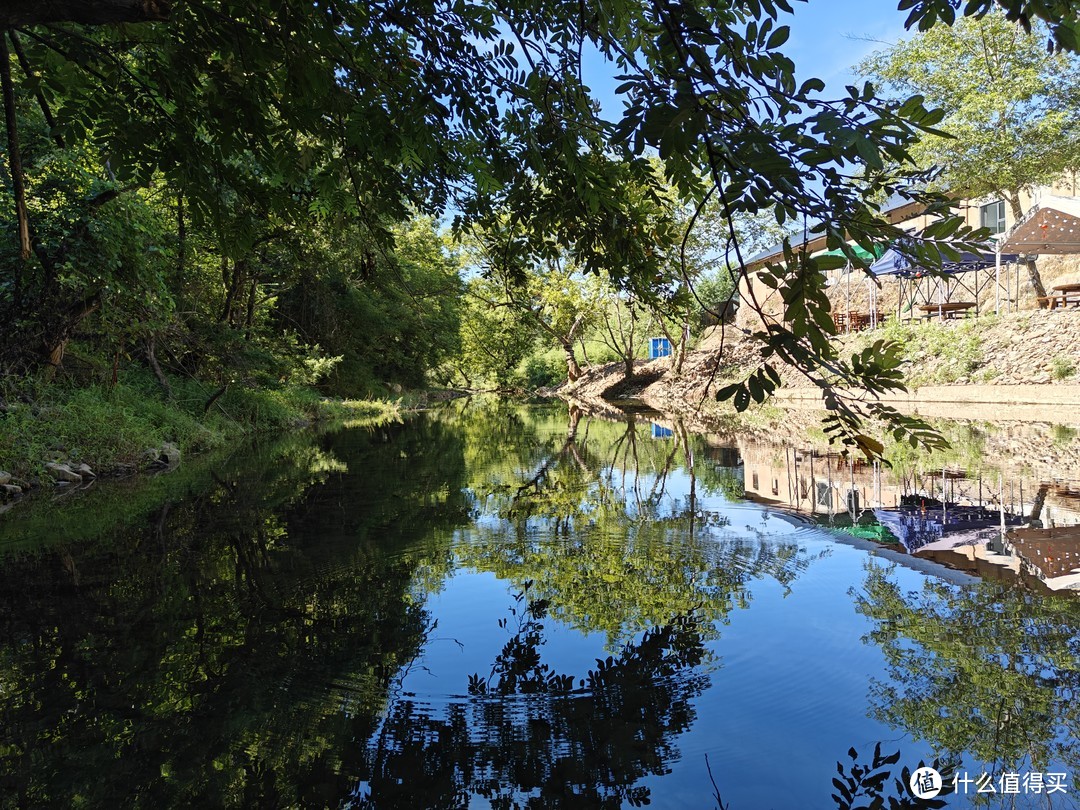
[839, 312, 1080, 387]
[0, 368, 399, 483]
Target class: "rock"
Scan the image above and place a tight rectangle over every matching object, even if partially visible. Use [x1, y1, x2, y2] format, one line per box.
[74, 463, 96, 478]
[45, 462, 82, 485]
[0, 471, 9, 486]
[1, 484, 22, 498]
[146, 443, 181, 468]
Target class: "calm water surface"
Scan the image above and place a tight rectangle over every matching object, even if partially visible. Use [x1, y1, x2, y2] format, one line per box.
[1, 402, 1079, 809]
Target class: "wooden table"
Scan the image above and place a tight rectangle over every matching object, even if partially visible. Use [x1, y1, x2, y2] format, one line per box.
[918, 301, 976, 320]
[1046, 283, 1080, 309]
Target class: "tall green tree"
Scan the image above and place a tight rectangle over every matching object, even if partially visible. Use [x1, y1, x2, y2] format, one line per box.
[466, 220, 598, 383]
[859, 10, 1080, 299]
[5, 0, 1080, 453]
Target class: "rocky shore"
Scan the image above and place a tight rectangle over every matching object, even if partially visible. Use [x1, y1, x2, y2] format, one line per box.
[556, 309, 1080, 425]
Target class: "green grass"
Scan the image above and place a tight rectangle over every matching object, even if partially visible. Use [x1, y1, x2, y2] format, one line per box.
[0, 368, 397, 481]
[850, 318, 986, 386]
[1051, 356, 1077, 381]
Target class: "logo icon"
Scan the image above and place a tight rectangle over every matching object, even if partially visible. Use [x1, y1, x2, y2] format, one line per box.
[910, 766, 943, 799]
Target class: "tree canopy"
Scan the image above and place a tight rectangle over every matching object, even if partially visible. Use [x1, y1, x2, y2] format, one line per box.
[859, 8, 1080, 296]
[4, 0, 1080, 454]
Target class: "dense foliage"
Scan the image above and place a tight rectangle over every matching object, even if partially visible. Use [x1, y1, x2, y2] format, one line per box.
[3, 0, 1080, 459]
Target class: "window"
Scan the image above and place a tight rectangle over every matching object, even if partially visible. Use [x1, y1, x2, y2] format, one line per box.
[980, 200, 1006, 234]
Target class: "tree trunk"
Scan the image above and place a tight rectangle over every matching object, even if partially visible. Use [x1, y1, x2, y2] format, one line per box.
[10, 32, 64, 149]
[1, 0, 171, 27]
[219, 259, 246, 325]
[0, 34, 31, 262]
[41, 292, 101, 373]
[1006, 191, 1047, 301]
[1024, 258, 1047, 302]
[1028, 483, 1049, 526]
[176, 193, 186, 276]
[146, 335, 173, 399]
[623, 354, 634, 380]
[562, 341, 580, 382]
[244, 276, 257, 338]
[674, 322, 689, 375]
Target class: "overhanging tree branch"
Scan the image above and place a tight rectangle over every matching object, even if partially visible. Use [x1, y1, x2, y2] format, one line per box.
[1, 0, 170, 27]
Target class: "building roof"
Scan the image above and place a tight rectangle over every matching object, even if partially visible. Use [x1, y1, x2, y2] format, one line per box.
[1000, 195, 1080, 254]
[742, 192, 928, 270]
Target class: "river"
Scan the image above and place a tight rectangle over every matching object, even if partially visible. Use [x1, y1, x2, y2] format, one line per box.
[1, 400, 1078, 809]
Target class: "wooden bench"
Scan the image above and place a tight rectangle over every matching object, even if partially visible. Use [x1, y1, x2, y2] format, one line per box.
[1044, 283, 1080, 309]
[1038, 295, 1068, 309]
[918, 301, 976, 320]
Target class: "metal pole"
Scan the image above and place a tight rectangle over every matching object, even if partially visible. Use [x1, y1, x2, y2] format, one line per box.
[999, 474, 1006, 532]
[995, 243, 1002, 315]
[828, 454, 834, 517]
[845, 263, 851, 333]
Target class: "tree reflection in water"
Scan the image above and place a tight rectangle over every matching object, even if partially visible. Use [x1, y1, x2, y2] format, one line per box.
[355, 590, 710, 809]
[3, 403, 948, 808]
[352, 404, 826, 808]
[854, 563, 1080, 784]
[458, 402, 820, 647]
[0, 420, 472, 808]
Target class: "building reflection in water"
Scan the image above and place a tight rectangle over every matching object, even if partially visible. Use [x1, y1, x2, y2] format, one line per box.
[732, 434, 1080, 593]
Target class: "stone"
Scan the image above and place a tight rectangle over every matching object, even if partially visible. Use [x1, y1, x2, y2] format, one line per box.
[45, 462, 82, 485]
[146, 443, 181, 468]
[74, 463, 96, 478]
[1, 484, 22, 498]
[0, 471, 9, 486]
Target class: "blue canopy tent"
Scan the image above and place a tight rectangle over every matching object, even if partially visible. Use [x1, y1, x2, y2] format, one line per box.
[868, 247, 1020, 319]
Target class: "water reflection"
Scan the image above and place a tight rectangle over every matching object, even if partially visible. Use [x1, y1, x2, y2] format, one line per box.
[455, 402, 818, 645]
[855, 565, 1080, 792]
[0, 401, 1078, 807]
[356, 593, 709, 808]
[0, 420, 471, 807]
[736, 414, 1080, 593]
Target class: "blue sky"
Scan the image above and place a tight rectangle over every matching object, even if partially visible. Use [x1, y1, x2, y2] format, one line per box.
[582, 0, 911, 117]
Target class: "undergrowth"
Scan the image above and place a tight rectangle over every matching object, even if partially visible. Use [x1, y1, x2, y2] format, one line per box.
[0, 368, 398, 480]
[848, 318, 987, 386]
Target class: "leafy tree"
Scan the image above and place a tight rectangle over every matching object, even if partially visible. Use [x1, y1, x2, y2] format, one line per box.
[4, 1, 1080, 451]
[275, 217, 463, 395]
[466, 220, 598, 383]
[456, 275, 539, 390]
[859, 9, 1080, 299]
[591, 279, 644, 381]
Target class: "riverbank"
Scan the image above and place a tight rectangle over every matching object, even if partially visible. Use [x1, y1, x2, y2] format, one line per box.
[557, 309, 1080, 424]
[0, 369, 399, 501]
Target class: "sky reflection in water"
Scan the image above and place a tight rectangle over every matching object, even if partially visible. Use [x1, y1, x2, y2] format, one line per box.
[0, 402, 1078, 809]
